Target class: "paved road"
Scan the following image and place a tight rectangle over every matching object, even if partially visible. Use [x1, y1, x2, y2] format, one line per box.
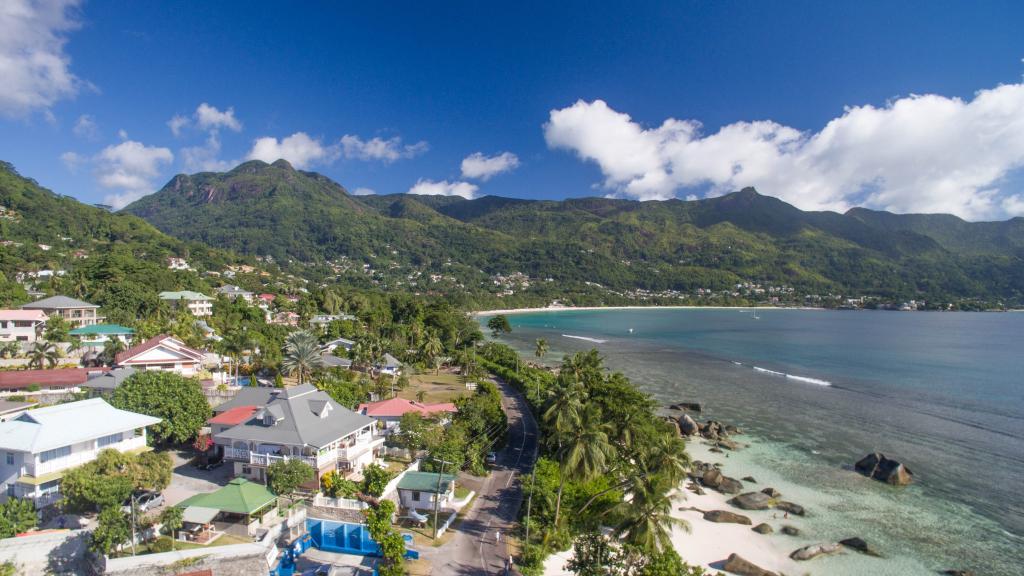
[433, 379, 539, 576]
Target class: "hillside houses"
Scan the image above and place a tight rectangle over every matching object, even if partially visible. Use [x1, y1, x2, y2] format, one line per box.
[210, 384, 384, 483]
[159, 290, 214, 317]
[0, 398, 160, 508]
[0, 309, 47, 343]
[114, 334, 205, 376]
[20, 295, 102, 328]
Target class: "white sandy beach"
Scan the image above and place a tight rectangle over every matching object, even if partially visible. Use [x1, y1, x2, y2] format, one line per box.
[472, 305, 822, 317]
[542, 441, 802, 576]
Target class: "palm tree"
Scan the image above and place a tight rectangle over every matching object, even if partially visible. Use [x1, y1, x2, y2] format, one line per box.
[613, 473, 688, 553]
[422, 334, 443, 375]
[534, 338, 548, 362]
[415, 390, 427, 403]
[27, 341, 61, 369]
[159, 505, 184, 550]
[282, 330, 323, 385]
[99, 338, 126, 366]
[551, 403, 614, 526]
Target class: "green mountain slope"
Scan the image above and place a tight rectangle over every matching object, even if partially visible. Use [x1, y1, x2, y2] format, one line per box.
[0, 161, 251, 316]
[122, 162, 1023, 305]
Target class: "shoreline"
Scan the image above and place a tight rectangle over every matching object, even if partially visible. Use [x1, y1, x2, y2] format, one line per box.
[541, 441, 803, 576]
[472, 305, 824, 317]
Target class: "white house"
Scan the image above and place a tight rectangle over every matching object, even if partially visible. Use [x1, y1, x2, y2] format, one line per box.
[0, 398, 160, 508]
[159, 291, 214, 317]
[21, 295, 103, 328]
[0, 310, 47, 343]
[167, 257, 191, 270]
[396, 471, 456, 512]
[216, 285, 254, 303]
[211, 384, 384, 483]
[115, 334, 205, 376]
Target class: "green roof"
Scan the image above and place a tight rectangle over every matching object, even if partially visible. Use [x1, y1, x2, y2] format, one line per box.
[69, 323, 135, 336]
[159, 290, 213, 301]
[177, 478, 277, 515]
[397, 471, 456, 494]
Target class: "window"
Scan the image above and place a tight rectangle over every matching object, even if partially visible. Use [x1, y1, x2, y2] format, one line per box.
[412, 491, 421, 501]
[6, 484, 13, 498]
[98, 433, 122, 447]
[39, 479, 59, 495]
[5, 452, 12, 465]
[40, 445, 71, 463]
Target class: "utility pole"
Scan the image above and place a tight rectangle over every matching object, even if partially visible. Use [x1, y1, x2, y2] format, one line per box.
[129, 494, 138, 556]
[524, 470, 535, 546]
[431, 457, 453, 540]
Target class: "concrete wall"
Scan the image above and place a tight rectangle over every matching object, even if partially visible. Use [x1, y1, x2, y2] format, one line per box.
[0, 529, 91, 575]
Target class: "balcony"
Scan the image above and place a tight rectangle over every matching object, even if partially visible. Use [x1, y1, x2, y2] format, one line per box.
[223, 447, 320, 469]
[27, 435, 148, 477]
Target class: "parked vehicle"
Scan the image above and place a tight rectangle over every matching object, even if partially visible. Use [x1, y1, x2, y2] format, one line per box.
[199, 459, 224, 471]
[122, 490, 164, 513]
[486, 452, 498, 465]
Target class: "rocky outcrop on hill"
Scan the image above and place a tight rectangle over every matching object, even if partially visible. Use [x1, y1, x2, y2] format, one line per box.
[854, 452, 914, 485]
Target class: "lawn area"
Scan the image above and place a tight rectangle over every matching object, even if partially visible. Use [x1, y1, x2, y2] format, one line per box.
[398, 371, 468, 404]
[129, 533, 252, 555]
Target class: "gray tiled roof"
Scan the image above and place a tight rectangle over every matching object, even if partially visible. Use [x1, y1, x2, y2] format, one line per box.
[212, 387, 278, 414]
[213, 384, 375, 448]
[21, 295, 98, 310]
[83, 367, 137, 391]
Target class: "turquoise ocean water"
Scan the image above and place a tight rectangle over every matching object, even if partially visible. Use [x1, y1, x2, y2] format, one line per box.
[483, 308, 1024, 576]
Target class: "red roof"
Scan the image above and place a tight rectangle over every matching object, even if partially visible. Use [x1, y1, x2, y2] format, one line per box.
[357, 397, 457, 418]
[208, 405, 258, 426]
[258, 293, 275, 301]
[0, 368, 91, 390]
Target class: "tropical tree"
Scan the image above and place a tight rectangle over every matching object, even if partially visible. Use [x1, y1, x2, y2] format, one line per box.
[415, 390, 427, 403]
[110, 372, 210, 444]
[159, 506, 183, 550]
[551, 403, 614, 527]
[486, 314, 512, 337]
[0, 342, 20, 359]
[99, 338, 126, 366]
[0, 497, 37, 538]
[91, 507, 131, 555]
[27, 341, 61, 369]
[281, 330, 323, 385]
[535, 338, 549, 362]
[267, 459, 315, 496]
[422, 334, 443, 375]
[613, 474, 687, 553]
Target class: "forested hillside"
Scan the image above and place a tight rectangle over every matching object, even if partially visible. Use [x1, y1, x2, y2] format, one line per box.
[122, 161, 1024, 306]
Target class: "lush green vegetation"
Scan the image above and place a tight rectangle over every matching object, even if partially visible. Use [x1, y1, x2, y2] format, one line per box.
[267, 459, 315, 496]
[61, 449, 172, 513]
[110, 372, 211, 445]
[479, 343, 698, 575]
[0, 498, 37, 538]
[120, 160, 1023, 306]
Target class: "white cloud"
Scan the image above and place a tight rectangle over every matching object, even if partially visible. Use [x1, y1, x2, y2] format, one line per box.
[352, 187, 376, 196]
[0, 0, 84, 117]
[407, 179, 478, 199]
[59, 150, 83, 171]
[167, 114, 189, 137]
[340, 134, 428, 162]
[246, 132, 339, 169]
[181, 132, 231, 172]
[461, 151, 520, 180]
[195, 102, 241, 132]
[545, 86, 1024, 220]
[72, 114, 97, 139]
[94, 140, 173, 209]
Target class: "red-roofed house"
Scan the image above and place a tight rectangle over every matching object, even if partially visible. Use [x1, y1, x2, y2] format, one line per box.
[257, 293, 276, 303]
[207, 405, 259, 435]
[0, 368, 93, 391]
[357, 397, 457, 431]
[0, 309, 48, 343]
[115, 335, 204, 377]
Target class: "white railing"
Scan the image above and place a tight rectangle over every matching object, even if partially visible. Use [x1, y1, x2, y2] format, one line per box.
[312, 494, 368, 511]
[338, 437, 385, 462]
[249, 452, 318, 468]
[31, 491, 61, 509]
[223, 446, 251, 461]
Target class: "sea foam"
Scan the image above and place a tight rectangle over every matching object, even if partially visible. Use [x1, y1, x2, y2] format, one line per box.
[753, 366, 831, 386]
[562, 334, 608, 344]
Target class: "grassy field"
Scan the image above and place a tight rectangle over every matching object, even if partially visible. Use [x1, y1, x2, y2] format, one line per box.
[398, 371, 469, 404]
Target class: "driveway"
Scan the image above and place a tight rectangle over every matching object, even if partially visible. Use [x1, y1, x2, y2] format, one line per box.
[161, 449, 233, 509]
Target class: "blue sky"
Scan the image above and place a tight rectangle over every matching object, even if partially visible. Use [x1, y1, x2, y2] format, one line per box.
[2, 1, 1024, 219]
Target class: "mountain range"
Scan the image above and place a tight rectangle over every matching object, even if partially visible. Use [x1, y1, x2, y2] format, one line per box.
[120, 159, 1023, 304]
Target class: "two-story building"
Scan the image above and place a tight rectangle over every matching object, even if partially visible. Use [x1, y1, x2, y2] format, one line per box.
[0, 310, 47, 343]
[20, 295, 103, 328]
[114, 334, 205, 376]
[211, 384, 383, 484]
[68, 323, 135, 349]
[159, 291, 215, 317]
[0, 398, 160, 508]
[216, 285, 254, 303]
